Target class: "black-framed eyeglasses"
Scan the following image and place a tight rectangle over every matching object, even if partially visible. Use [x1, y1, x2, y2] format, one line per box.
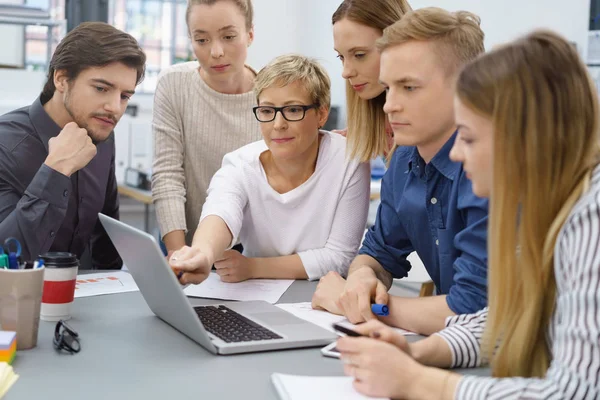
[252, 104, 319, 122]
[53, 320, 81, 354]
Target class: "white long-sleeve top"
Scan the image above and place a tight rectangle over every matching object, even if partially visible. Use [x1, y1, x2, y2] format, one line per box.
[435, 166, 600, 399]
[199, 131, 371, 280]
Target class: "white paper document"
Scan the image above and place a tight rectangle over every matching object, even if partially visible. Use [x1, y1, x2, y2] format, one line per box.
[271, 373, 388, 400]
[275, 302, 346, 333]
[275, 302, 416, 336]
[74, 271, 139, 298]
[183, 272, 294, 304]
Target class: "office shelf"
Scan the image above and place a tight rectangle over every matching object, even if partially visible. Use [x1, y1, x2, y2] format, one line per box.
[0, 15, 66, 67]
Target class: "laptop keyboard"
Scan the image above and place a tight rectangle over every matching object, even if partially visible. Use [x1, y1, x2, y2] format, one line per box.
[194, 305, 283, 343]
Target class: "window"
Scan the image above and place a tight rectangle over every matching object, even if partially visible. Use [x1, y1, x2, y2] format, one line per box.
[23, 0, 65, 70]
[109, 0, 193, 93]
[19, 0, 192, 91]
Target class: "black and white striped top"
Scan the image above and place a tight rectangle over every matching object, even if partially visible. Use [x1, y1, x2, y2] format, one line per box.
[436, 166, 600, 399]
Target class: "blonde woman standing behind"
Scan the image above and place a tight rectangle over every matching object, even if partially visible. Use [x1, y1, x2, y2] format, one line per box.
[332, 0, 411, 161]
[152, 0, 261, 255]
[336, 30, 600, 400]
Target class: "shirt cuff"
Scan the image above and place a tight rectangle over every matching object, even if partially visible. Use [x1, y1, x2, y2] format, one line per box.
[297, 250, 323, 281]
[434, 324, 481, 368]
[154, 198, 188, 237]
[199, 209, 242, 249]
[27, 164, 72, 208]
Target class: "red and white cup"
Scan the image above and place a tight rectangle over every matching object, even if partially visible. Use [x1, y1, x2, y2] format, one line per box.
[39, 252, 79, 322]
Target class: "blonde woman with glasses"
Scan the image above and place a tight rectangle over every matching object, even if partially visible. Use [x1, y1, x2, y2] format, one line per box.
[169, 55, 370, 285]
[332, 0, 412, 161]
[336, 30, 600, 400]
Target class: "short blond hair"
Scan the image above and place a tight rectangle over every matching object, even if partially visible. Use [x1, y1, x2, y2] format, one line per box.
[377, 7, 485, 75]
[254, 54, 331, 109]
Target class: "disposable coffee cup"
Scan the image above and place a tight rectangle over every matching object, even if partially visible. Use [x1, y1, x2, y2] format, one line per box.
[0, 267, 45, 350]
[39, 252, 79, 322]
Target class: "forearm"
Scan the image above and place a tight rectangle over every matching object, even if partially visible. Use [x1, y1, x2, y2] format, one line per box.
[409, 334, 454, 368]
[191, 215, 233, 264]
[384, 295, 455, 335]
[163, 230, 186, 254]
[251, 254, 309, 280]
[348, 254, 393, 288]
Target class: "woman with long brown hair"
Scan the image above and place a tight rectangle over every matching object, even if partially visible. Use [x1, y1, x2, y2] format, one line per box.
[332, 0, 411, 161]
[335, 29, 600, 400]
[152, 0, 261, 256]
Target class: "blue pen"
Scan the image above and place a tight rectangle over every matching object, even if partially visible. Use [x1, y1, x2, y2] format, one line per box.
[371, 304, 389, 316]
[35, 259, 45, 269]
[7, 253, 18, 270]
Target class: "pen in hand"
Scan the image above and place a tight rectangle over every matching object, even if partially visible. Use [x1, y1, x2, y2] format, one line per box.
[332, 323, 366, 337]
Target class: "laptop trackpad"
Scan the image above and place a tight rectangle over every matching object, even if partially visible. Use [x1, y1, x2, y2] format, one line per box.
[252, 312, 305, 326]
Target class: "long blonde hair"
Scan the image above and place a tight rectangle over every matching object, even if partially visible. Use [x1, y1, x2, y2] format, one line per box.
[457, 30, 600, 378]
[332, 0, 411, 162]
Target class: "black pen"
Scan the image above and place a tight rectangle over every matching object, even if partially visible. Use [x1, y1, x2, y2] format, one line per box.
[332, 323, 366, 337]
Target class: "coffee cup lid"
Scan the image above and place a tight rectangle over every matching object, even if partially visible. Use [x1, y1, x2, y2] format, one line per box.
[39, 252, 78, 264]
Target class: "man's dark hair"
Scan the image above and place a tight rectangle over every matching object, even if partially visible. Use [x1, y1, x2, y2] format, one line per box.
[41, 22, 146, 103]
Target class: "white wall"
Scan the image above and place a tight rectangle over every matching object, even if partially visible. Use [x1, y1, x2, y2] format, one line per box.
[247, 0, 346, 125]
[248, 0, 591, 129]
[409, 0, 590, 57]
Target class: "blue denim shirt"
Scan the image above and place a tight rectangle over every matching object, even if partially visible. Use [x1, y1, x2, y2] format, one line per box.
[360, 133, 489, 314]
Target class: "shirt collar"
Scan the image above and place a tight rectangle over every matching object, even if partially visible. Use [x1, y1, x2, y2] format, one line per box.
[407, 131, 460, 181]
[30, 95, 62, 152]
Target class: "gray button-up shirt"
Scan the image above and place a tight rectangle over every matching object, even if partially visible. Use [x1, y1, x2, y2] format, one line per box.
[0, 96, 122, 269]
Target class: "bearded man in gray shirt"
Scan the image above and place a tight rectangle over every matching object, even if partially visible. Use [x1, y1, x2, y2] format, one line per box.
[0, 22, 146, 269]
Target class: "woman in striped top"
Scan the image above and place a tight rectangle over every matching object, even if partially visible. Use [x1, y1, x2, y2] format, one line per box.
[335, 30, 600, 399]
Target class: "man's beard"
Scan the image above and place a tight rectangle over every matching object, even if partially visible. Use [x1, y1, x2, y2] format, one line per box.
[64, 90, 117, 145]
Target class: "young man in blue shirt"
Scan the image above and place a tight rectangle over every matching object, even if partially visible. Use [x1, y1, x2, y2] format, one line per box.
[312, 8, 488, 335]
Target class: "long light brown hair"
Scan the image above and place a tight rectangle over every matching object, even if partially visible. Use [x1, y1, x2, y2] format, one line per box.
[457, 30, 600, 378]
[186, 0, 253, 31]
[332, 0, 411, 162]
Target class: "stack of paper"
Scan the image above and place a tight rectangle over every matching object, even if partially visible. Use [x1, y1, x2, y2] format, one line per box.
[74, 271, 139, 298]
[0, 362, 18, 398]
[184, 272, 294, 304]
[0, 332, 16, 365]
[271, 373, 388, 400]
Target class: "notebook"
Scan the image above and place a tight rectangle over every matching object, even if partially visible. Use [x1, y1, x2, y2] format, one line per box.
[271, 373, 388, 400]
[0, 362, 18, 398]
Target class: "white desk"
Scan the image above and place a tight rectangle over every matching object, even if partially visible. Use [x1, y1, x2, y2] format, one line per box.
[9, 279, 490, 399]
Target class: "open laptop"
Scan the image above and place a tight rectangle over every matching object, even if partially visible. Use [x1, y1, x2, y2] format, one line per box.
[98, 213, 336, 355]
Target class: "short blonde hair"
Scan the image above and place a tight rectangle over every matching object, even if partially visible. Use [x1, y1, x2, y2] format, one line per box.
[254, 54, 331, 109]
[377, 7, 485, 75]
